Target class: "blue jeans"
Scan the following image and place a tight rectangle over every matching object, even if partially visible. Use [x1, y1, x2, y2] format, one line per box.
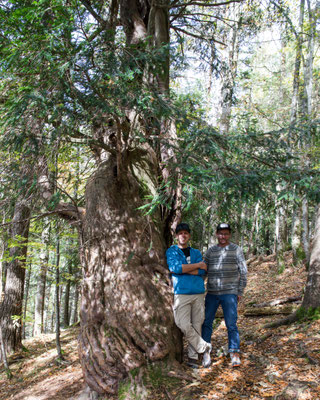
[202, 293, 240, 353]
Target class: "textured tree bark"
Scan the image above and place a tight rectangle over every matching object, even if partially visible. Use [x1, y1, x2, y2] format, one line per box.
[78, 156, 181, 394]
[301, 205, 320, 309]
[0, 198, 31, 357]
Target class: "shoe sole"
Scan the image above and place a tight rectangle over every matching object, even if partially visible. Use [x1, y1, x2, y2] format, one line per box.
[187, 364, 199, 369]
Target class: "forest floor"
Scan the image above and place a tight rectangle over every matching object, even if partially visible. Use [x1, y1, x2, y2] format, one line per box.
[0, 252, 319, 400]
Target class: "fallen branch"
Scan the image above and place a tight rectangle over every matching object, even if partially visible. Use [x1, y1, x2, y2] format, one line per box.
[244, 304, 298, 316]
[246, 255, 259, 266]
[251, 296, 302, 308]
[248, 254, 275, 268]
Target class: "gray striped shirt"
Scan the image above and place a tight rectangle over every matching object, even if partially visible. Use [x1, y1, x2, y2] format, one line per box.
[204, 243, 247, 295]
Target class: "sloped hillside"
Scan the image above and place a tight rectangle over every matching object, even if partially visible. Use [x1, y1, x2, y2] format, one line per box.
[1, 252, 319, 400]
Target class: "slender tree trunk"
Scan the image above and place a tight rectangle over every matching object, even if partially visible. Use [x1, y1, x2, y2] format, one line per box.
[22, 264, 31, 339]
[302, 0, 316, 117]
[289, 0, 305, 128]
[0, 198, 31, 358]
[206, 199, 217, 248]
[274, 183, 288, 260]
[218, 5, 240, 134]
[63, 261, 72, 328]
[43, 277, 53, 333]
[33, 221, 50, 336]
[55, 238, 63, 360]
[246, 201, 260, 257]
[71, 282, 80, 325]
[292, 200, 302, 265]
[299, 0, 317, 266]
[240, 203, 247, 248]
[301, 196, 310, 264]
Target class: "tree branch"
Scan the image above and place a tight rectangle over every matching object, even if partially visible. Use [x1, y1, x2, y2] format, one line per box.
[78, 0, 107, 27]
[171, 26, 226, 45]
[0, 207, 84, 228]
[170, 0, 244, 8]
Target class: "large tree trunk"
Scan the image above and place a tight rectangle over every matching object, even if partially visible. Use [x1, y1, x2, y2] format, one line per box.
[78, 156, 181, 395]
[0, 198, 31, 357]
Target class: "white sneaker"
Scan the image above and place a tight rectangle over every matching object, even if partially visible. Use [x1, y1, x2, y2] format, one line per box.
[202, 343, 212, 367]
[230, 352, 241, 367]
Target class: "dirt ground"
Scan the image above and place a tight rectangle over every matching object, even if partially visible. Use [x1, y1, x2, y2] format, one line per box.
[0, 252, 319, 400]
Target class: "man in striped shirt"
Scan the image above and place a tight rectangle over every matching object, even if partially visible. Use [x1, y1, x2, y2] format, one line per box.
[201, 223, 247, 368]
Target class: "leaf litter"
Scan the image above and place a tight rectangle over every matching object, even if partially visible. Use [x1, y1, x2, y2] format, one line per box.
[0, 252, 319, 399]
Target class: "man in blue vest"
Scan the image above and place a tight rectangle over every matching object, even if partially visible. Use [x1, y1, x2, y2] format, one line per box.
[166, 223, 212, 368]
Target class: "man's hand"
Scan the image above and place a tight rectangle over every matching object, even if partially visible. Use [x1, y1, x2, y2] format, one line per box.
[182, 261, 207, 274]
[238, 295, 242, 302]
[198, 261, 207, 271]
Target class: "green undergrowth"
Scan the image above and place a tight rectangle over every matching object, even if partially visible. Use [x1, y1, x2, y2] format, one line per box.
[297, 306, 320, 322]
[118, 361, 181, 400]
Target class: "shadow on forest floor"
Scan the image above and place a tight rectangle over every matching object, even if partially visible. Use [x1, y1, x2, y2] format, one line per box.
[0, 327, 84, 400]
[1, 252, 320, 400]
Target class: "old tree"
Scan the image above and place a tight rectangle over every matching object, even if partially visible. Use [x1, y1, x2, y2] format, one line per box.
[0, 0, 225, 395]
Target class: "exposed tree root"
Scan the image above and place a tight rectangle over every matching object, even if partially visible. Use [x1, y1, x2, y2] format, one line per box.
[299, 344, 318, 365]
[167, 369, 194, 382]
[264, 309, 299, 328]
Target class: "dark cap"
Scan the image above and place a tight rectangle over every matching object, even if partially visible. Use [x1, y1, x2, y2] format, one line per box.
[216, 223, 231, 232]
[175, 223, 191, 234]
